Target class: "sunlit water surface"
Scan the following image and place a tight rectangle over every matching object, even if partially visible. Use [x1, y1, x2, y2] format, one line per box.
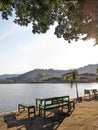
[0, 83, 98, 114]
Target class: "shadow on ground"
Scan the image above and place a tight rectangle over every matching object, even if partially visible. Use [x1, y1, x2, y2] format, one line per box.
[3, 109, 74, 130]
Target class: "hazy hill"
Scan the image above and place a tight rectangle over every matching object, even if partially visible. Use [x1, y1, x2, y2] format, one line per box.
[14, 69, 72, 83]
[0, 74, 20, 80]
[77, 64, 98, 74]
[0, 64, 98, 83]
[14, 64, 98, 83]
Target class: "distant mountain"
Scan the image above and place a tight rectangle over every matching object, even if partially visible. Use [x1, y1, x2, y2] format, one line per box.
[0, 64, 98, 83]
[0, 74, 20, 80]
[14, 64, 98, 83]
[77, 64, 98, 74]
[14, 69, 72, 83]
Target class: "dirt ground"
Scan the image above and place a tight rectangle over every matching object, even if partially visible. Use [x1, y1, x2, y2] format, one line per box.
[0, 98, 98, 130]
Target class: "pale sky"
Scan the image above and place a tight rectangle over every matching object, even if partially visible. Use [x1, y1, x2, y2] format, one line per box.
[0, 16, 98, 75]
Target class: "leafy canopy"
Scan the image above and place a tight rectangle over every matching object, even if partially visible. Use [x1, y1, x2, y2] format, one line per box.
[0, 0, 98, 44]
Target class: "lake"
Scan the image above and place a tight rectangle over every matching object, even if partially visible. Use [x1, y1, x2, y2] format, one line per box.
[0, 83, 98, 114]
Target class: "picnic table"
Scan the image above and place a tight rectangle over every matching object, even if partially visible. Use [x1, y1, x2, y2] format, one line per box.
[36, 96, 75, 117]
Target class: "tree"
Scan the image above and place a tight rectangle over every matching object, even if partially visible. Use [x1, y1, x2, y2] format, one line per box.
[96, 68, 98, 81]
[66, 69, 79, 101]
[0, 0, 98, 44]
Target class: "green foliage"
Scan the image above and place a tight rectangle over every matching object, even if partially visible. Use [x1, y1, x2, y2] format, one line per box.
[96, 68, 98, 73]
[0, 0, 13, 19]
[96, 76, 98, 82]
[0, 0, 98, 43]
[65, 69, 79, 101]
[61, 70, 78, 82]
[61, 72, 72, 82]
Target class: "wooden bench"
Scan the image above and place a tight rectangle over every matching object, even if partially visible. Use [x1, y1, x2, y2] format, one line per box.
[37, 96, 74, 117]
[18, 104, 35, 118]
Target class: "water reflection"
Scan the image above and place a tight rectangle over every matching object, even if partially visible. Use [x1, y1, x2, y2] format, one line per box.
[0, 83, 98, 114]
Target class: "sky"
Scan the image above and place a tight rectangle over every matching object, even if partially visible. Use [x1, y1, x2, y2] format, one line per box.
[0, 16, 98, 75]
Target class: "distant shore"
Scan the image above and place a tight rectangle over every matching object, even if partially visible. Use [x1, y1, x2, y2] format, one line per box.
[0, 81, 97, 84]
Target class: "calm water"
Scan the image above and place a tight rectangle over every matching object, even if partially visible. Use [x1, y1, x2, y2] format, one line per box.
[0, 83, 98, 114]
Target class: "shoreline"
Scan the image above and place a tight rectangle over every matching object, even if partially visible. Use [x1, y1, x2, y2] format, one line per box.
[0, 110, 17, 117]
[0, 81, 97, 84]
[0, 84, 98, 130]
[0, 99, 98, 130]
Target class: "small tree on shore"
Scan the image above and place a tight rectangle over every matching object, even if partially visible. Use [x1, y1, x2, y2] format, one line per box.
[96, 68, 98, 81]
[66, 69, 79, 102]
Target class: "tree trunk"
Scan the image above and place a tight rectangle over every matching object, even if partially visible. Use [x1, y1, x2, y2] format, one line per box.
[75, 82, 79, 101]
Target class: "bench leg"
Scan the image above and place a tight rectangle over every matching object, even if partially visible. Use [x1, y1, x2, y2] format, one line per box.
[32, 106, 35, 116]
[39, 108, 41, 116]
[28, 107, 35, 118]
[39, 108, 46, 118]
[18, 104, 25, 112]
[18, 104, 20, 112]
[44, 110, 46, 118]
[28, 108, 30, 118]
[18, 104, 35, 118]
[68, 104, 71, 112]
[68, 101, 75, 112]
